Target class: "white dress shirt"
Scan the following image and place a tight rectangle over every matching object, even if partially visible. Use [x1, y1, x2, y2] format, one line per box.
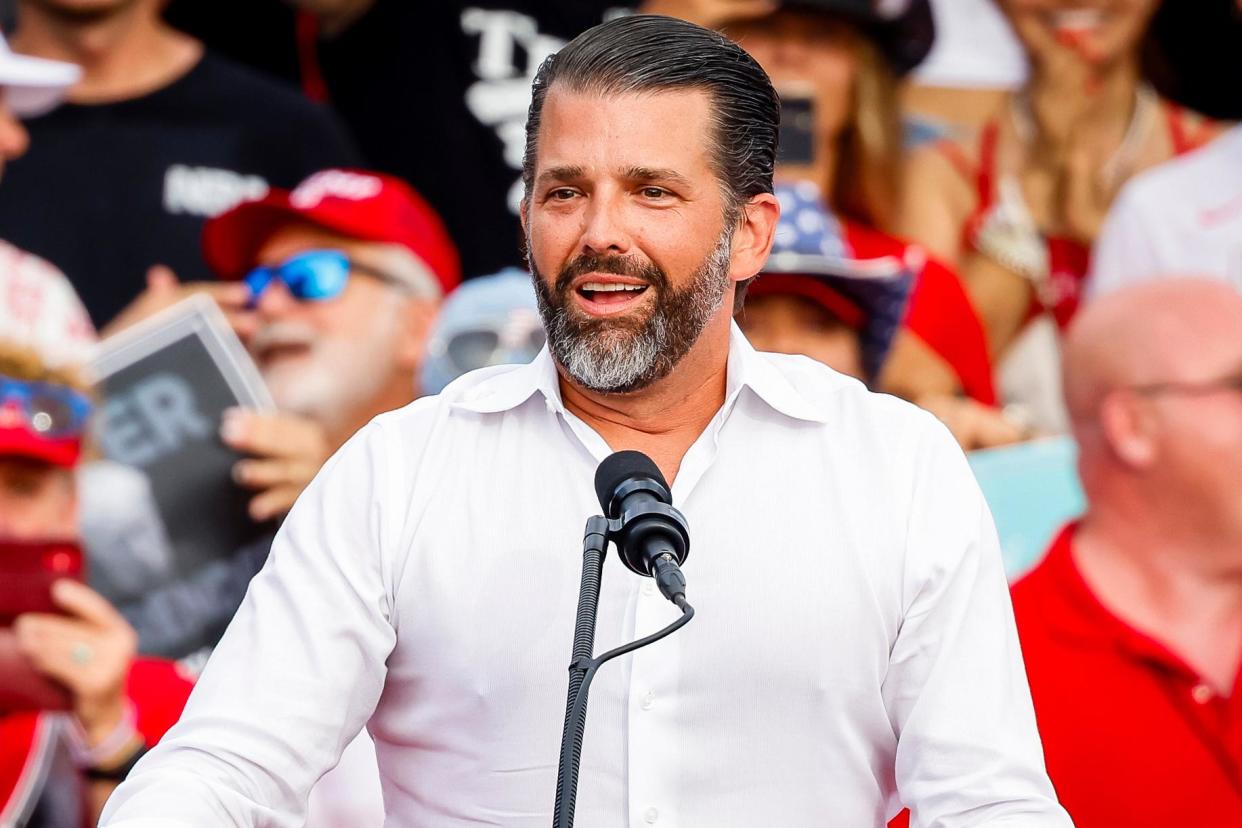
[103, 324, 1071, 827]
[1088, 124, 1242, 300]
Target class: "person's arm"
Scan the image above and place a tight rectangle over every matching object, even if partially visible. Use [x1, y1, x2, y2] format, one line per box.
[896, 144, 976, 267]
[13, 580, 143, 824]
[883, 415, 1071, 826]
[100, 420, 402, 827]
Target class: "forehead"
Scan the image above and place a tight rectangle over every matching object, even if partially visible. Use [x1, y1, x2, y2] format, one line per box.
[255, 223, 375, 265]
[534, 86, 716, 181]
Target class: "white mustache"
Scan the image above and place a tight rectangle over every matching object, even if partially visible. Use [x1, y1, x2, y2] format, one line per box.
[250, 321, 319, 355]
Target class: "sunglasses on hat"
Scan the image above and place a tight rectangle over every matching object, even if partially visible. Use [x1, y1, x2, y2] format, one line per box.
[0, 376, 93, 440]
[243, 249, 407, 308]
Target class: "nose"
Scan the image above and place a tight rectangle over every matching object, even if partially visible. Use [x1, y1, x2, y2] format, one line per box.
[579, 191, 632, 257]
[254, 277, 299, 318]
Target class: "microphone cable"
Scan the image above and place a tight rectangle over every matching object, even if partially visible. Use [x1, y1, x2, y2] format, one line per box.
[554, 594, 694, 828]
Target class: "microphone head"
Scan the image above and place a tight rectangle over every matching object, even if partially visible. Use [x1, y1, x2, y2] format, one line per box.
[594, 450, 668, 516]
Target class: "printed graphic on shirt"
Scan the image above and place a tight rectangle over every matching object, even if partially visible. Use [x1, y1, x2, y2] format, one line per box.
[164, 164, 270, 218]
[461, 6, 628, 214]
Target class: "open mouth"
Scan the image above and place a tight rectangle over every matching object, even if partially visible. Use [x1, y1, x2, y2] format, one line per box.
[573, 279, 651, 316]
[1048, 8, 1107, 34]
[257, 341, 312, 365]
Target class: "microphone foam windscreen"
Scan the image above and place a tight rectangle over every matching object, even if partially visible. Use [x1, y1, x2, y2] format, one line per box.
[594, 450, 666, 514]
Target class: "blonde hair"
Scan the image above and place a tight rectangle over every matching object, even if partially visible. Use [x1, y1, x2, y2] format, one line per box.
[832, 34, 903, 232]
[0, 340, 91, 393]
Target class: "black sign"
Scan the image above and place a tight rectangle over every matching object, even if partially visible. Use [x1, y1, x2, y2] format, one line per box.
[92, 296, 274, 577]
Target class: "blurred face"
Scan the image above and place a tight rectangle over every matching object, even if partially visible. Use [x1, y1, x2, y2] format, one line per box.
[728, 11, 858, 148]
[0, 457, 76, 540]
[1000, 0, 1161, 67]
[248, 226, 411, 425]
[739, 293, 864, 379]
[523, 87, 739, 394]
[1136, 339, 1242, 537]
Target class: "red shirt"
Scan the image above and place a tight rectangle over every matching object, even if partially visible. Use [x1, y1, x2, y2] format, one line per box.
[843, 222, 998, 406]
[1011, 525, 1242, 827]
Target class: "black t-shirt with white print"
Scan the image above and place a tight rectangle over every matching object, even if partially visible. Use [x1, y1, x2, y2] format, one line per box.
[166, 0, 631, 283]
[0, 51, 359, 326]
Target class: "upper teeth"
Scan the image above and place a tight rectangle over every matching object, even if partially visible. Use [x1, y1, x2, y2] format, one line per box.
[1051, 9, 1105, 30]
[581, 282, 645, 292]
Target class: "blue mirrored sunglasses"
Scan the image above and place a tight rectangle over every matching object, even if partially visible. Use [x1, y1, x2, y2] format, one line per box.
[0, 376, 93, 439]
[243, 249, 404, 308]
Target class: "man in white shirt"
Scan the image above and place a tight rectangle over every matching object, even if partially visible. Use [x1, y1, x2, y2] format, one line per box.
[102, 15, 1071, 827]
[1087, 124, 1242, 300]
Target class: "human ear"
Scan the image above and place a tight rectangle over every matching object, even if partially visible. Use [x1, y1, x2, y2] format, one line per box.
[396, 296, 439, 375]
[728, 192, 780, 286]
[1099, 392, 1156, 468]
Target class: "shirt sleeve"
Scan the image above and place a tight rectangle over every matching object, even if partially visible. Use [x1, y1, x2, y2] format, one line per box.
[883, 416, 1073, 827]
[100, 420, 400, 827]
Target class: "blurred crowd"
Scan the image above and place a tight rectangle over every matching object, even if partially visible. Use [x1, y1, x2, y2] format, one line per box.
[0, 0, 1239, 826]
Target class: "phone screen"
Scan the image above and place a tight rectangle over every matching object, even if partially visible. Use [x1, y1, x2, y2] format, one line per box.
[777, 91, 817, 167]
[0, 539, 84, 625]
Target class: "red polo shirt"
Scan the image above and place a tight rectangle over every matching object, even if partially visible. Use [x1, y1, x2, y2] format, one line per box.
[1011, 524, 1242, 826]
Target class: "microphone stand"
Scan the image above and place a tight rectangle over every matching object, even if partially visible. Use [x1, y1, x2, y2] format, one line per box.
[551, 517, 695, 828]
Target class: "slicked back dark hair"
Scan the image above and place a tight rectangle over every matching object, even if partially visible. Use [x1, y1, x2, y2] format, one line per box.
[522, 14, 779, 220]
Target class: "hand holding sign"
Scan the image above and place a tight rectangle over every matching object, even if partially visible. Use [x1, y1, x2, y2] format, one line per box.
[221, 408, 331, 522]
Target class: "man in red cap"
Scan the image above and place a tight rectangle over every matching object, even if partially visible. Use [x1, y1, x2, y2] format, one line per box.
[121, 168, 461, 523]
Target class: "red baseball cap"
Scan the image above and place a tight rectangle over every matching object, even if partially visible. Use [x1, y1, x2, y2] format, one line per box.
[202, 169, 461, 294]
[0, 402, 81, 468]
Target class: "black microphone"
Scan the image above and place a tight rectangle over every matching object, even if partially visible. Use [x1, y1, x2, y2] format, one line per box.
[593, 451, 690, 604]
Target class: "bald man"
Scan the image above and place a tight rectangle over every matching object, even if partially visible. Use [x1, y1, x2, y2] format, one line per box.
[1010, 279, 1242, 827]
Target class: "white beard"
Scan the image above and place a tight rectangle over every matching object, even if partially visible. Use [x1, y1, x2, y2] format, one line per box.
[253, 311, 404, 432]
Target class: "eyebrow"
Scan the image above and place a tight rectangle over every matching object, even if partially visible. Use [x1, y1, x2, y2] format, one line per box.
[535, 165, 585, 188]
[535, 164, 695, 191]
[622, 166, 694, 190]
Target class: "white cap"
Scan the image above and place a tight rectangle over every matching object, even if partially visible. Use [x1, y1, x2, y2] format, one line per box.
[0, 239, 97, 369]
[0, 31, 81, 118]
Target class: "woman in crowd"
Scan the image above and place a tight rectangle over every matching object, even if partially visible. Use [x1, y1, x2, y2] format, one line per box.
[708, 0, 1025, 448]
[899, 0, 1223, 374]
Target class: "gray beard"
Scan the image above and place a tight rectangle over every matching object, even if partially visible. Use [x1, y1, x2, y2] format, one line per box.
[530, 230, 733, 394]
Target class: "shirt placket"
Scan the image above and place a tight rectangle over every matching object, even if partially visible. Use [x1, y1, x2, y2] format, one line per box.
[623, 394, 739, 828]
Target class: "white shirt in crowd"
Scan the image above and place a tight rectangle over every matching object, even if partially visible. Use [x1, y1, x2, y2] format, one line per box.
[913, 0, 1028, 90]
[1088, 124, 1242, 300]
[103, 325, 1071, 827]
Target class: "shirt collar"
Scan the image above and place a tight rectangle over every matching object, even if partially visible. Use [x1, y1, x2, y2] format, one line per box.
[452, 321, 830, 424]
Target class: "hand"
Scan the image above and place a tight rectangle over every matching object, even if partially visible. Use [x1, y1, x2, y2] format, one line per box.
[221, 408, 332, 522]
[918, 394, 1030, 452]
[638, 0, 777, 28]
[13, 580, 137, 747]
[103, 265, 257, 341]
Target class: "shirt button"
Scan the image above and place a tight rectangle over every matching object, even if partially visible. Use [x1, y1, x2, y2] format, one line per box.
[640, 691, 655, 711]
[1191, 683, 1214, 704]
[641, 581, 656, 597]
[643, 807, 659, 823]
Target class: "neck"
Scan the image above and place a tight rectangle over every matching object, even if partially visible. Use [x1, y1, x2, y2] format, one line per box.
[1075, 504, 1242, 693]
[558, 319, 733, 484]
[12, 2, 202, 103]
[328, 381, 417, 450]
[1030, 53, 1142, 137]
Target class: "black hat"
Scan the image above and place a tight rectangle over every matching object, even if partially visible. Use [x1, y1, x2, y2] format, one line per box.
[780, 0, 935, 75]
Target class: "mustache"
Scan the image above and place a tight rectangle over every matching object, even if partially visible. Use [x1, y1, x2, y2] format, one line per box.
[250, 321, 319, 353]
[555, 252, 669, 295]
